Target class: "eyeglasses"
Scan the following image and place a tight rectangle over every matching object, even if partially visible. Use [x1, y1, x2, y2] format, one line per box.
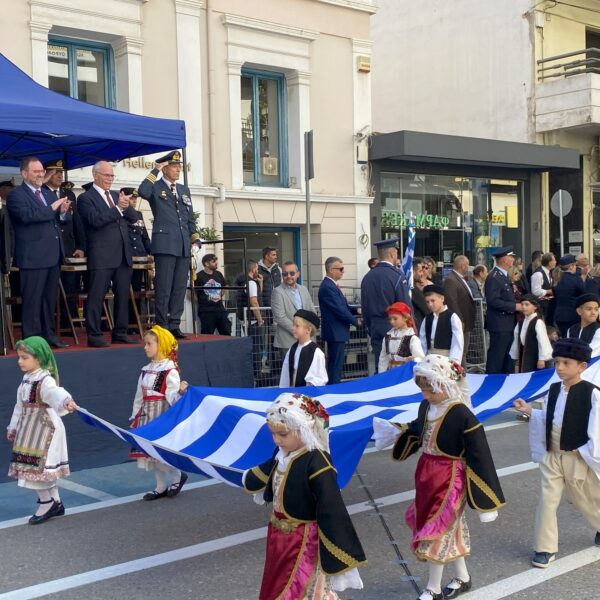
[331, 267, 345, 272]
[282, 271, 297, 276]
[99, 173, 115, 179]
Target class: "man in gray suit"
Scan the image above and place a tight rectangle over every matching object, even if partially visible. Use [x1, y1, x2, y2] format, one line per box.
[271, 261, 316, 358]
[138, 150, 200, 339]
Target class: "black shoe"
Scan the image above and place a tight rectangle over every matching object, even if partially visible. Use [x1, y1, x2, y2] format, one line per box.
[142, 489, 168, 501]
[48, 339, 70, 349]
[170, 328, 188, 340]
[595, 532, 600, 546]
[55, 501, 65, 516]
[417, 589, 443, 600]
[29, 500, 61, 525]
[442, 577, 472, 598]
[88, 337, 109, 348]
[111, 335, 137, 344]
[167, 472, 188, 497]
[531, 551, 555, 568]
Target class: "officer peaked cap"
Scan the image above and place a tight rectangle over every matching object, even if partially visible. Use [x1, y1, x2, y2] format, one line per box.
[44, 159, 65, 170]
[156, 150, 183, 164]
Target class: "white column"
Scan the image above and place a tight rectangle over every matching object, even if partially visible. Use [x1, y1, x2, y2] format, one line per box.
[287, 70, 311, 191]
[175, 0, 204, 186]
[30, 21, 52, 85]
[352, 39, 372, 196]
[228, 59, 244, 190]
[113, 37, 144, 114]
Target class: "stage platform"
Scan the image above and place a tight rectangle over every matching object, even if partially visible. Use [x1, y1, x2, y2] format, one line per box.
[0, 334, 253, 483]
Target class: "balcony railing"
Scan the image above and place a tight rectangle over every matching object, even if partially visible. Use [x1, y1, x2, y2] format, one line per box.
[537, 47, 600, 81]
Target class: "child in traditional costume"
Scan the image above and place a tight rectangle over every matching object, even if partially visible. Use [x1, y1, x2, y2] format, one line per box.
[373, 354, 505, 600]
[130, 325, 189, 500]
[378, 301, 425, 373]
[279, 309, 328, 387]
[244, 392, 366, 599]
[509, 294, 553, 372]
[567, 293, 600, 357]
[6, 336, 78, 525]
[514, 337, 600, 568]
[419, 285, 464, 363]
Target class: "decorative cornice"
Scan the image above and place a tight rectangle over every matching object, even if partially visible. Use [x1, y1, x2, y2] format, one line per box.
[29, 21, 52, 42]
[226, 187, 373, 205]
[287, 70, 312, 86]
[352, 38, 373, 53]
[227, 59, 244, 76]
[313, 0, 377, 15]
[174, 0, 205, 18]
[113, 36, 144, 57]
[222, 14, 318, 41]
[30, 1, 142, 26]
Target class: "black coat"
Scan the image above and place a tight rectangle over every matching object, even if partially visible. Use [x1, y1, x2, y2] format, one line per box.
[6, 183, 63, 269]
[43, 185, 86, 257]
[554, 272, 585, 324]
[77, 187, 137, 270]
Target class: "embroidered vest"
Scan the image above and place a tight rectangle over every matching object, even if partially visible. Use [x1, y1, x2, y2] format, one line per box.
[288, 342, 318, 387]
[518, 317, 540, 372]
[424, 310, 453, 350]
[568, 321, 600, 344]
[546, 380, 597, 451]
[384, 333, 414, 358]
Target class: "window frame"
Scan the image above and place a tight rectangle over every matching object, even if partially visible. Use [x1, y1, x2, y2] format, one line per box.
[241, 68, 288, 187]
[47, 36, 116, 108]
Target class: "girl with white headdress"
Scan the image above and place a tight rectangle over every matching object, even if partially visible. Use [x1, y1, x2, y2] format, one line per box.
[372, 355, 505, 600]
[243, 392, 366, 600]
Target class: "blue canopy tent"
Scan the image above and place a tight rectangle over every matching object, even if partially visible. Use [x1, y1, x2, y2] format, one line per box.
[0, 52, 186, 169]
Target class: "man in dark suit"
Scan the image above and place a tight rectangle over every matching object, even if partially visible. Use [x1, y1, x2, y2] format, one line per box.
[138, 150, 199, 339]
[6, 157, 70, 347]
[361, 238, 412, 370]
[77, 161, 138, 347]
[443, 255, 476, 365]
[484, 246, 522, 374]
[0, 180, 14, 276]
[318, 256, 359, 384]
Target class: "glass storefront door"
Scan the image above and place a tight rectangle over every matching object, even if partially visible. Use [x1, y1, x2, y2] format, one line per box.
[380, 173, 524, 268]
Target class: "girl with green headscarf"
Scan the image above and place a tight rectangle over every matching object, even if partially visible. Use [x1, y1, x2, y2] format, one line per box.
[7, 336, 78, 525]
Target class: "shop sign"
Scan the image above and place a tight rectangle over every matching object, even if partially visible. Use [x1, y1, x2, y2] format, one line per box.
[382, 210, 450, 229]
[491, 213, 505, 224]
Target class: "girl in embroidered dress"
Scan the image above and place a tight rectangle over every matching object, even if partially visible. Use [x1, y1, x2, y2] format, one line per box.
[129, 326, 189, 500]
[379, 302, 425, 373]
[7, 337, 78, 525]
[373, 355, 505, 600]
[244, 392, 366, 600]
[509, 294, 553, 373]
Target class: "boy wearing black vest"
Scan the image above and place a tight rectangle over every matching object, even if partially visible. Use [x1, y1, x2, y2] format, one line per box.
[419, 284, 464, 363]
[514, 338, 600, 568]
[567, 293, 600, 357]
[279, 310, 328, 387]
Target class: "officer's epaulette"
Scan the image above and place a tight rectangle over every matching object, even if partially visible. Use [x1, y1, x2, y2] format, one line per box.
[145, 172, 157, 183]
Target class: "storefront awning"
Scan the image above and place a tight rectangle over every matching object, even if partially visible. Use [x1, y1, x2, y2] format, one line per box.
[369, 130, 580, 171]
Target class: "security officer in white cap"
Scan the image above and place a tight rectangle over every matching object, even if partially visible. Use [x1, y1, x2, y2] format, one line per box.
[138, 150, 200, 338]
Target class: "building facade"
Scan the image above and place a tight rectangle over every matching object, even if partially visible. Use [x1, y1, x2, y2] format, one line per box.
[0, 0, 375, 315]
[371, 0, 599, 267]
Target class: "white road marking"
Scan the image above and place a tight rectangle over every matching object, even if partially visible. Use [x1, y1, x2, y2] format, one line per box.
[57, 479, 116, 501]
[0, 419, 523, 530]
[0, 461, 538, 599]
[460, 547, 600, 600]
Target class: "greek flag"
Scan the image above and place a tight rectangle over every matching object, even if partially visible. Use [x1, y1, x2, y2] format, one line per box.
[400, 215, 416, 294]
[77, 358, 599, 489]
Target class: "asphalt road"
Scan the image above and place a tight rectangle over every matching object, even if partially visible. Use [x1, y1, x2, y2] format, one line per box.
[1, 412, 599, 600]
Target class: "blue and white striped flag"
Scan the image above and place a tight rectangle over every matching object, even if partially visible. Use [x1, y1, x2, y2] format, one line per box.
[78, 358, 599, 489]
[400, 214, 416, 294]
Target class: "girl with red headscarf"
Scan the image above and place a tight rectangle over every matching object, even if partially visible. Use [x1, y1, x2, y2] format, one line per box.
[378, 302, 425, 372]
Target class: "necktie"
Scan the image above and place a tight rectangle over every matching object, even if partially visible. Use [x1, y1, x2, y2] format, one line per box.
[170, 183, 177, 198]
[34, 189, 46, 207]
[105, 191, 116, 209]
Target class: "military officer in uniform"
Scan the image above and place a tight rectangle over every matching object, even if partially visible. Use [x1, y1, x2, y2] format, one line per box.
[122, 188, 151, 258]
[360, 237, 412, 371]
[484, 245, 522, 374]
[138, 150, 200, 339]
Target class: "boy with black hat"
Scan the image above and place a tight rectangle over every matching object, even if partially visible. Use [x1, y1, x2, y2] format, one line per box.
[509, 294, 553, 373]
[567, 293, 600, 357]
[514, 337, 600, 568]
[279, 309, 328, 387]
[419, 284, 464, 363]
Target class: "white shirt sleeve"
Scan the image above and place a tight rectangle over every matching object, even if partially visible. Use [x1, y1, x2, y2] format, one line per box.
[164, 369, 182, 406]
[419, 319, 427, 354]
[530, 271, 546, 299]
[39, 376, 72, 416]
[578, 389, 600, 481]
[509, 323, 519, 360]
[590, 329, 600, 358]
[535, 319, 553, 361]
[130, 373, 144, 420]
[329, 568, 363, 592]
[529, 393, 548, 463]
[248, 279, 258, 299]
[279, 350, 291, 388]
[378, 335, 390, 373]
[410, 335, 426, 361]
[304, 348, 328, 386]
[449, 312, 464, 362]
[7, 387, 24, 432]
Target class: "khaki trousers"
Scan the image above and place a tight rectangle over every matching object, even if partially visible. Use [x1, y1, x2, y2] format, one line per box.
[534, 427, 600, 553]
